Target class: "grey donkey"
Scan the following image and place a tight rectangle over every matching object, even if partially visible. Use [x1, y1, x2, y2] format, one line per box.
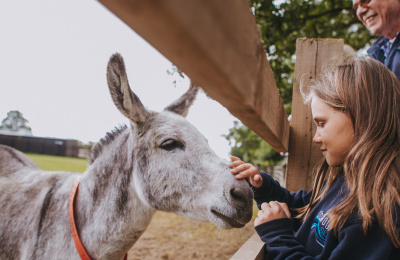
[0, 53, 253, 260]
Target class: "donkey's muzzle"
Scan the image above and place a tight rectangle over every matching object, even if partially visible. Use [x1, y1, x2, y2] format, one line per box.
[223, 180, 254, 225]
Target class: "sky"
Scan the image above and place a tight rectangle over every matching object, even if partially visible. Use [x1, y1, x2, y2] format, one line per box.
[0, 0, 238, 160]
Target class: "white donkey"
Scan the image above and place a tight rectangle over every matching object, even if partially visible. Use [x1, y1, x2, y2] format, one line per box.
[0, 53, 253, 260]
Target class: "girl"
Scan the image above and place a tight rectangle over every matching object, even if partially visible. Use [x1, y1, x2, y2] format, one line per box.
[229, 56, 400, 259]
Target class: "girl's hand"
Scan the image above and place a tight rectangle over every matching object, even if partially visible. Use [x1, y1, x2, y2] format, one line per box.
[228, 156, 263, 188]
[254, 201, 291, 227]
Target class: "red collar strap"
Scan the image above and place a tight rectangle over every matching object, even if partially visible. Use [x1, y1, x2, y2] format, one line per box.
[69, 177, 128, 260]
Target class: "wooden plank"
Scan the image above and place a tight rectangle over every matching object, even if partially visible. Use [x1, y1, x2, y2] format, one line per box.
[98, 0, 290, 152]
[286, 38, 343, 191]
[230, 233, 265, 260]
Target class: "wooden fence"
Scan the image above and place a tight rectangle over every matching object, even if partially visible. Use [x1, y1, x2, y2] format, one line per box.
[98, 0, 344, 258]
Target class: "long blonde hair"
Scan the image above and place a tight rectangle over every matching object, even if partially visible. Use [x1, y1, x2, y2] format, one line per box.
[300, 56, 400, 247]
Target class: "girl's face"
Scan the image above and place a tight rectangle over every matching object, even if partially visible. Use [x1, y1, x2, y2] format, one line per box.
[311, 97, 354, 167]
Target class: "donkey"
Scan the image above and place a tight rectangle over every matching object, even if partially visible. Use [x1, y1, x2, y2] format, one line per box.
[0, 53, 253, 260]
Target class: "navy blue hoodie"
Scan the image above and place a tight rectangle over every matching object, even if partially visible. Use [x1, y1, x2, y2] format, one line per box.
[253, 172, 400, 259]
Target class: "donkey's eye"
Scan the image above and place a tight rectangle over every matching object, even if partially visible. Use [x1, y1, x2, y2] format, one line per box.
[160, 139, 184, 151]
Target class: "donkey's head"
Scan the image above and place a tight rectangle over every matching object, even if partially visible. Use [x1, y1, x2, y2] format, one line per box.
[106, 53, 253, 229]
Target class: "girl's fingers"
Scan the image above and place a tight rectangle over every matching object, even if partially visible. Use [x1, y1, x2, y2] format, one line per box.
[228, 157, 244, 169]
[278, 202, 291, 218]
[232, 168, 254, 179]
[268, 201, 281, 212]
[255, 202, 290, 227]
[229, 160, 244, 168]
[230, 155, 240, 161]
[230, 163, 250, 175]
[269, 201, 291, 219]
[232, 170, 247, 179]
[261, 202, 270, 211]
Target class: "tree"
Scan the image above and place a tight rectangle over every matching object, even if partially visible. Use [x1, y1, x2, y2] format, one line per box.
[224, 121, 283, 167]
[226, 0, 374, 165]
[0, 110, 33, 136]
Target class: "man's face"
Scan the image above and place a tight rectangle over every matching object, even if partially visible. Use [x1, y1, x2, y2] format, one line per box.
[352, 0, 400, 39]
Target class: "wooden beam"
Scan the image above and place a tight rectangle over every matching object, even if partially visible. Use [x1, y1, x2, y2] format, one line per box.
[230, 233, 265, 260]
[98, 0, 290, 152]
[286, 38, 343, 191]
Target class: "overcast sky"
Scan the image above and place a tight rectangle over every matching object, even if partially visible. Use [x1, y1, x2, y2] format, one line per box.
[0, 0, 238, 159]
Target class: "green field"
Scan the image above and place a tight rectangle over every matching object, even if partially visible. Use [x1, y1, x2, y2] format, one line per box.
[25, 153, 88, 173]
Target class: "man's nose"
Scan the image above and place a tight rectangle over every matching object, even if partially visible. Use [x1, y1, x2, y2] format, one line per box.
[357, 2, 369, 18]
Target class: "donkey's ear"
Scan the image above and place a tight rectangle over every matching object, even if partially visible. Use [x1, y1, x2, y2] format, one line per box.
[107, 53, 150, 124]
[164, 81, 199, 117]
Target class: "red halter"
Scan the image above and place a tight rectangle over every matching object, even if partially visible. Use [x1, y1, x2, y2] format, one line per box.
[69, 177, 128, 260]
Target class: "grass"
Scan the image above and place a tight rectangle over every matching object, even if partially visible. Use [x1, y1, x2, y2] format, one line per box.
[25, 153, 88, 173]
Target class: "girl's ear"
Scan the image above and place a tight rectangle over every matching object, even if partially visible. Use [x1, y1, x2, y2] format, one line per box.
[107, 53, 150, 124]
[164, 81, 199, 118]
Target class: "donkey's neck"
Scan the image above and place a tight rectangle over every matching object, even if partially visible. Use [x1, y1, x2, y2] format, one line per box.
[75, 128, 156, 259]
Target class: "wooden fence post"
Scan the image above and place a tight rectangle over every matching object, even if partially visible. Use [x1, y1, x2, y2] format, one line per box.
[286, 38, 343, 191]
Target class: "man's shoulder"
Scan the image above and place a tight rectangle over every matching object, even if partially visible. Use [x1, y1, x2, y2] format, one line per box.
[367, 36, 387, 58]
[370, 36, 388, 48]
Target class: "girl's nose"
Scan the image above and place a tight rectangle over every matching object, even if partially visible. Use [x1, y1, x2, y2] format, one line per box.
[313, 130, 321, 143]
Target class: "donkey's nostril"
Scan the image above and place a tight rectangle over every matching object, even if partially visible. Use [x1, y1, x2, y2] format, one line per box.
[230, 187, 246, 203]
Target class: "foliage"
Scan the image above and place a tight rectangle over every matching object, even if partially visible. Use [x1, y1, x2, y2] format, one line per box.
[226, 0, 375, 165]
[224, 121, 283, 167]
[0, 110, 33, 136]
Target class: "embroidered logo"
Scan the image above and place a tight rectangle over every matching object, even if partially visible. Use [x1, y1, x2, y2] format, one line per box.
[311, 211, 329, 247]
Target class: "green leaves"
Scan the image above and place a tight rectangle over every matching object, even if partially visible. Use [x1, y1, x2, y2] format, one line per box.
[224, 121, 282, 167]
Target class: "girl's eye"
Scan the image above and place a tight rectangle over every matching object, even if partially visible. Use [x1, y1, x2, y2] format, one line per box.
[318, 122, 325, 127]
[160, 139, 184, 151]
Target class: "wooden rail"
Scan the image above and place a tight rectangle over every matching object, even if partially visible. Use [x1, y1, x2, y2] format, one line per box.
[98, 0, 290, 152]
[230, 233, 265, 260]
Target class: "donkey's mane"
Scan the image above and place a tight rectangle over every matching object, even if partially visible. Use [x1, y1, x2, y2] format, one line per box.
[89, 125, 128, 164]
